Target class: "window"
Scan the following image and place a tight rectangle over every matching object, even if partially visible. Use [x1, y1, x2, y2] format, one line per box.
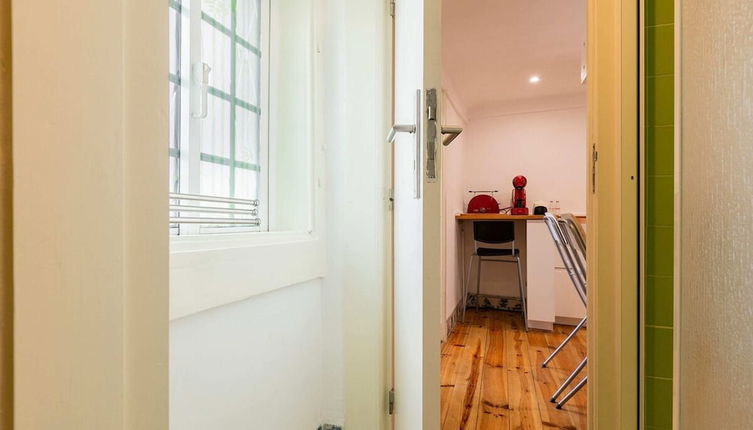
[169, 0, 268, 235]
[168, 0, 324, 314]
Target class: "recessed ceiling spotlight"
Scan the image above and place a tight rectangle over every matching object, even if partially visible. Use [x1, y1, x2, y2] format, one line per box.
[529, 75, 541, 84]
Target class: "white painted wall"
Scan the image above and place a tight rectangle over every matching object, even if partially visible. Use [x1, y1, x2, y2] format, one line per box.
[462, 97, 587, 215]
[170, 280, 323, 430]
[441, 74, 468, 328]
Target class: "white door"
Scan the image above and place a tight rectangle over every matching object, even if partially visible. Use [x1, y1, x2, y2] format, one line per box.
[390, 0, 442, 428]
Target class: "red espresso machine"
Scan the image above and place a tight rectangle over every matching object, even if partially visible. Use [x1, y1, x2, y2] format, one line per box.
[510, 175, 529, 215]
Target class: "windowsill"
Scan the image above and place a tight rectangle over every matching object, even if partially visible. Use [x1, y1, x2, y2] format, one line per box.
[169, 230, 326, 320]
[170, 230, 318, 253]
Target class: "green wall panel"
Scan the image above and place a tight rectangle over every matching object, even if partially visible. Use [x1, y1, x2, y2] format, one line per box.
[645, 377, 673, 428]
[646, 25, 675, 76]
[645, 276, 674, 327]
[646, 126, 674, 176]
[646, 76, 674, 126]
[644, 0, 674, 428]
[646, 0, 674, 26]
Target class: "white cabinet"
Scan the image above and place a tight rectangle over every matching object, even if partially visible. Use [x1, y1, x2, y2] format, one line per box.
[525, 220, 585, 329]
[525, 220, 558, 329]
[554, 267, 586, 323]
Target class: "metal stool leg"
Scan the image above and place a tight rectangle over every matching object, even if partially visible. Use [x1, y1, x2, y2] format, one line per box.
[461, 254, 476, 322]
[515, 255, 528, 331]
[556, 376, 587, 409]
[550, 357, 587, 402]
[542, 316, 587, 368]
[475, 257, 482, 311]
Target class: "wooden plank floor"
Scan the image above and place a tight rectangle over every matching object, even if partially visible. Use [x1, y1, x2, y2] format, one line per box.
[441, 309, 587, 430]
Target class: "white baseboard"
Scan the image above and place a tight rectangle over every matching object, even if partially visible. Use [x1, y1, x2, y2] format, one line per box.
[528, 320, 554, 331]
[445, 305, 462, 339]
[555, 316, 585, 326]
[527, 317, 584, 331]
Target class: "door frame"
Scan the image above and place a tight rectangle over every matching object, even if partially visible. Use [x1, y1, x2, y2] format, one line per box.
[0, 0, 10, 427]
[391, 0, 642, 427]
[586, 0, 639, 428]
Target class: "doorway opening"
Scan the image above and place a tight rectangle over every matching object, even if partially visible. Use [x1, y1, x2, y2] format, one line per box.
[439, 1, 589, 428]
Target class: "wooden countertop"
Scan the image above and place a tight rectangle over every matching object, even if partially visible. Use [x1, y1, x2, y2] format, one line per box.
[455, 213, 587, 221]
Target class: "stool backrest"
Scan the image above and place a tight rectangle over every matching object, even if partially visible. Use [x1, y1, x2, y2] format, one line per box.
[473, 221, 515, 244]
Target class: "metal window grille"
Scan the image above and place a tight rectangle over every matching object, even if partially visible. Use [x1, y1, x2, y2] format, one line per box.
[170, 192, 260, 226]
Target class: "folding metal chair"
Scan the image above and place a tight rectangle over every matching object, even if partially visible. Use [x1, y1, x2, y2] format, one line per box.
[561, 213, 587, 257]
[542, 213, 588, 408]
[541, 213, 587, 368]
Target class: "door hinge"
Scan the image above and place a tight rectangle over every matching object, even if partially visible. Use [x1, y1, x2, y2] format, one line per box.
[388, 389, 396, 415]
[591, 143, 598, 194]
[389, 0, 396, 17]
[388, 187, 394, 211]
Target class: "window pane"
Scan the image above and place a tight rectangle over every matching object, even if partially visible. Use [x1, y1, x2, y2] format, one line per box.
[200, 161, 231, 198]
[235, 110, 260, 164]
[236, 45, 260, 106]
[202, 0, 232, 30]
[201, 22, 231, 94]
[234, 168, 258, 200]
[201, 96, 231, 158]
[236, 0, 261, 49]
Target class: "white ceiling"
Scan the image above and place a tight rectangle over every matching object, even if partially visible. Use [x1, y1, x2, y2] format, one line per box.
[442, 0, 586, 113]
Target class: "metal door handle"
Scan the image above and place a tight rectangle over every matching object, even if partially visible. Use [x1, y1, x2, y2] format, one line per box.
[441, 126, 463, 146]
[387, 124, 416, 143]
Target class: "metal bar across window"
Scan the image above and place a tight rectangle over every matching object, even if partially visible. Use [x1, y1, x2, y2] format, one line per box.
[170, 1, 262, 56]
[201, 10, 261, 56]
[168, 74, 260, 114]
[170, 205, 258, 215]
[200, 153, 260, 171]
[169, 193, 260, 226]
[170, 192, 258, 206]
[169, 217, 260, 226]
[207, 86, 260, 114]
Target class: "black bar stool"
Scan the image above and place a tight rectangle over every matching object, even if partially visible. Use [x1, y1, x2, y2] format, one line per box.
[462, 221, 528, 331]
